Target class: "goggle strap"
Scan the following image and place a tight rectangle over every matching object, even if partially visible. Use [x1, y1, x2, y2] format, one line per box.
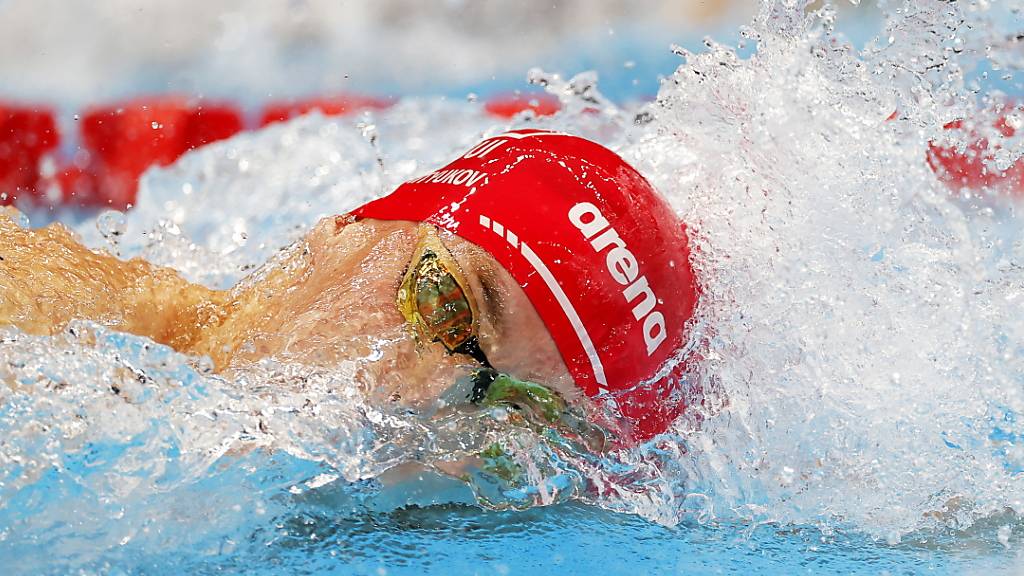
[452, 335, 491, 368]
[469, 367, 498, 404]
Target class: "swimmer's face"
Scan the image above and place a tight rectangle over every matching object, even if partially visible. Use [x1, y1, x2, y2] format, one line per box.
[207, 217, 575, 408]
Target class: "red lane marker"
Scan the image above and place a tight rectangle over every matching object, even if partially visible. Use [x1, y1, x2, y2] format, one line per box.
[185, 103, 246, 151]
[44, 164, 101, 207]
[484, 92, 561, 119]
[0, 103, 59, 206]
[76, 97, 244, 208]
[259, 94, 392, 127]
[927, 111, 1024, 193]
[81, 97, 190, 208]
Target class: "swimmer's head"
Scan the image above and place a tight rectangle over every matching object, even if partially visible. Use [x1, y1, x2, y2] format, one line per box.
[352, 130, 698, 442]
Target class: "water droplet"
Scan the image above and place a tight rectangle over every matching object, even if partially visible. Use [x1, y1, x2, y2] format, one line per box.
[97, 209, 127, 240]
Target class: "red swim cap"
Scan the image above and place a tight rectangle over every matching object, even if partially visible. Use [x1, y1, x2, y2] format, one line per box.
[352, 130, 698, 441]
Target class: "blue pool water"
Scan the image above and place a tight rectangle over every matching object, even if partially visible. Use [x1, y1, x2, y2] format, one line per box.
[185, 505, 1021, 575]
[4, 2, 1024, 574]
[10, 483, 1023, 575]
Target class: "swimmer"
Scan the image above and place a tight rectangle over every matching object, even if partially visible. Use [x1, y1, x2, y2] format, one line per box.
[0, 130, 698, 444]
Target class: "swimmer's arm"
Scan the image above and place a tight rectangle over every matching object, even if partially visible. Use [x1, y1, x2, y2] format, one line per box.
[183, 216, 336, 367]
[0, 215, 227, 350]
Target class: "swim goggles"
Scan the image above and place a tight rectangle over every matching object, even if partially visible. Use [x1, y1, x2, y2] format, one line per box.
[396, 225, 610, 450]
[397, 225, 494, 398]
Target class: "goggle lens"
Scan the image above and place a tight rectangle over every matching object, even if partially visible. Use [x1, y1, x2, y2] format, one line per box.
[398, 228, 489, 366]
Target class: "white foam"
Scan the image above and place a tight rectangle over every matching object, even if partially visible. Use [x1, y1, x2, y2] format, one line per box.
[3, 0, 1024, 558]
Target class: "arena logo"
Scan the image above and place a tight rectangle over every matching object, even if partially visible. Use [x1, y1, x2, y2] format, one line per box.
[568, 202, 667, 356]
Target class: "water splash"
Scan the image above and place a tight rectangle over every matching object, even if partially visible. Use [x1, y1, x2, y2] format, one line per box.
[626, 0, 1024, 539]
[4, 0, 1024, 570]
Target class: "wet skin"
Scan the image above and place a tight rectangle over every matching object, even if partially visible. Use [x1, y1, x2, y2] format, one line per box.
[0, 212, 577, 408]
